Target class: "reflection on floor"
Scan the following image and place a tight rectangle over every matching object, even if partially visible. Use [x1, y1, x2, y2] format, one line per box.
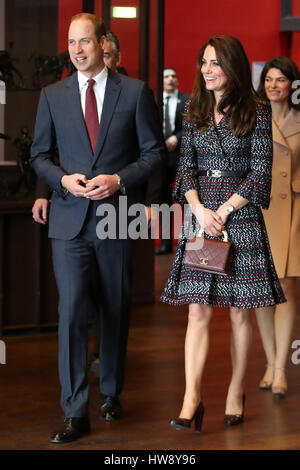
[0, 254, 299, 450]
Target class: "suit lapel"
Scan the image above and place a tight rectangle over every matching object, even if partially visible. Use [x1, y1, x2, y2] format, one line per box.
[93, 70, 121, 161]
[272, 119, 287, 149]
[65, 73, 93, 157]
[280, 108, 300, 139]
[175, 93, 184, 130]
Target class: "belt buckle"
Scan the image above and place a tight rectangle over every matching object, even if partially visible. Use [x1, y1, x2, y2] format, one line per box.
[207, 169, 221, 178]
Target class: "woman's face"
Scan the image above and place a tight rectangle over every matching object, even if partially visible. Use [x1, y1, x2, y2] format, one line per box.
[201, 45, 227, 95]
[264, 67, 291, 104]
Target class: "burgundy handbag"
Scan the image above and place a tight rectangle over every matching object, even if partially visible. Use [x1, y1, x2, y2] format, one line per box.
[183, 229, 232, 275]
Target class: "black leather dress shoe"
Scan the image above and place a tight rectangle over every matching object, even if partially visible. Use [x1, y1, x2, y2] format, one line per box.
[50, 417, 90, 444]
[100, 395, 122, 421]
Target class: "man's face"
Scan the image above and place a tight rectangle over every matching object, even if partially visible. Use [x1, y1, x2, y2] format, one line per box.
[103, 40, 120, 72]
[163, 69, 178, 94]
[68, 19, 105, 77]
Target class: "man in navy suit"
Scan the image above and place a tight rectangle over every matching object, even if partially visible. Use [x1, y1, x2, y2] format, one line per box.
[31, 31, 128, 224]
[31, 31, 129, 378]
[156, 67, 189, 254]
[30, 13, 164, 443]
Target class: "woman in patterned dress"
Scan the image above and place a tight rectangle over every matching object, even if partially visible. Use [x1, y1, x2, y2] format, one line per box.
[161, 36, 285, 432]
[255, 57, 300, 398]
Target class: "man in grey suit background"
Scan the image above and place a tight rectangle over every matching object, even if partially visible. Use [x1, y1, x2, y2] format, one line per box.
[30, 13, 164, 443]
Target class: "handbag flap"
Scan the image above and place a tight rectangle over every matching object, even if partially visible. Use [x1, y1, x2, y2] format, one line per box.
[184, 237, 232, 275]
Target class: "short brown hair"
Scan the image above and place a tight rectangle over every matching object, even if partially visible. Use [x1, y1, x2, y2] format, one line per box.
[70, 13, 106, 41]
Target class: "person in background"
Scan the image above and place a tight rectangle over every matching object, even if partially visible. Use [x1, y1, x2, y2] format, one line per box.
[255, 56, 300, 398]
[30, 13, 164, 443]
[161, 36, 285, 432]
[103, 31, 127, 75]
[155, 67, 189, 255]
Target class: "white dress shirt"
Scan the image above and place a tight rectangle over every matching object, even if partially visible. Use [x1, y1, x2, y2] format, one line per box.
[163, 89, 178, 135]
[77, 67, 108, 123]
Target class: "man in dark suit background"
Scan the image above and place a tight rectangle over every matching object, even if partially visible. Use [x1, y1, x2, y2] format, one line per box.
[103, 31, 128, 76]
[30, 13, 164, 443]
[155, 67, 189, 255]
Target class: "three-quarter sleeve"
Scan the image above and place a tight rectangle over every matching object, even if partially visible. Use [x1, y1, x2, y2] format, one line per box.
[236, 103, 273, 209]
[173, 118, 199, 205]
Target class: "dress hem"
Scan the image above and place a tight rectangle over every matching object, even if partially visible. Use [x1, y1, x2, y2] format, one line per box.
[160, 294, 286, 310]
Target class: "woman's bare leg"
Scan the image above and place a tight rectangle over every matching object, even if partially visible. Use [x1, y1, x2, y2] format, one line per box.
[273, 278, 297, 391]
[179, 303, 213, 419]
[255, 306, 276, 387]
[225, 307, 253, 414]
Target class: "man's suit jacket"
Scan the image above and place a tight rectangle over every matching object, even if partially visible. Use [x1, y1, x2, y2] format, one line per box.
[145, 91, 189, 206]
[30, 69, 164, 240]
[166, 91, 189, 172]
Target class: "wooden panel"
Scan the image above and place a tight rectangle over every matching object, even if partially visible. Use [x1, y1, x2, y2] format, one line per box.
[4, 0, 58, 159]
[39, 224, 59, 327]
[0, 214, 4, 335]
[3, 213, 39, 328]
[0, 200, 154, 333]
[132, 238, 154, 304]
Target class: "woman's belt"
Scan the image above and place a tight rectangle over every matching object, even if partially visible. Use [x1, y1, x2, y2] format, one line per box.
[198, 170, 247, 178]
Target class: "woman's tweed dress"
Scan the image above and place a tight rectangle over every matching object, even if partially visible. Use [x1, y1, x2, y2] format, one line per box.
[161, 104, 286, 309]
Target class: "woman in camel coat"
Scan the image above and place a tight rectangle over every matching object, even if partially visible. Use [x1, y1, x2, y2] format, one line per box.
[256, 56, 300, 397]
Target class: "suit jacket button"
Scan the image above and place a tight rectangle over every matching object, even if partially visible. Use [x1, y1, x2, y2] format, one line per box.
[280, 171, 287, 177]
[280, 193, 287, 199]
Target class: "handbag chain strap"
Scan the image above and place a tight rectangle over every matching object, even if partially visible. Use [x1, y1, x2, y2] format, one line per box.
[214, 123, 227, 158]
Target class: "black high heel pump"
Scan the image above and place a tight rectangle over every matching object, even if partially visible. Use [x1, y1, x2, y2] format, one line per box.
[170, 402, 205, 433]
[224, 394, 246, 427]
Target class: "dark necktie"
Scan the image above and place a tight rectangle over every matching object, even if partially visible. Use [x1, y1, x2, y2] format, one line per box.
[164, 95, 172, 139]
[85, 79, 99, 152]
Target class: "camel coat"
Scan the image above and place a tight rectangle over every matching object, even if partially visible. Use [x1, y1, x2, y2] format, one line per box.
[262, 108, 300, 278]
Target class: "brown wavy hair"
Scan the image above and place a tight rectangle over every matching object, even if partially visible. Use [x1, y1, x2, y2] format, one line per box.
[185, 35, 258, 136]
